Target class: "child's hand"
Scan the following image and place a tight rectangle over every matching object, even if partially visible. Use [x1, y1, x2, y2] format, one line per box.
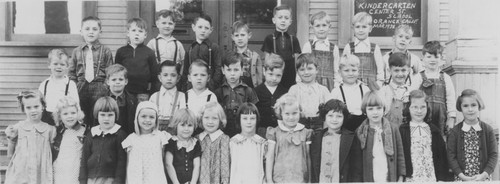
[458, 173, 476, 181]
[473, 172, 489, 181]
[446, 117, 455, 130]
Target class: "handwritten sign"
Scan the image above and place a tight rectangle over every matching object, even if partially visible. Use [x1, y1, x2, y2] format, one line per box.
[354, 0, 421, 37]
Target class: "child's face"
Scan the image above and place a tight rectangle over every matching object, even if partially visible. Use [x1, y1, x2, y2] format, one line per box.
[138, 108, 156, 134]
[272, 10, 292, 32]
[353, 21, 372, 41]
[232, 29, 252, 49]
[81, 20, 101, 44]
[409, 97, 427, 122]
[106, 72, 128, 94]
[60, 106, 79, 128]
[156, 16, 175, 36]
[223, 62, 242, 85]
[281, 104, 300, 129]
[422, 52, 442, 70]
[461, 97, 480, 123]
[366, 106, 383, 123]
[324, 110, 344, 131]
[98, 111, 116, 131]
[312, 18, 330, 40]
[297, 63, 318, 84]
[202, 109, 220, 134]
[127, 22, 147, 46]
[188, 65, 209, 91]
[264, 68, 283, 87]
[48, 58, 69, 78]
[393, 30, 412, 51]
[192, 18, 213, 41]
[240, 113, 257, 135]
[340, 65, 359, 85]
[158, 66, 180, 90]
[389, 65, 410, 85]
[177, 122, 195, 139]
[23, 97, 43, 121]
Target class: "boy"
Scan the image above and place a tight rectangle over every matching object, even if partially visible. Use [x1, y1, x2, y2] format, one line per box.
[105, 64, 138, 134]
[214, 52, 259, 137]
[330, 54, 370, 131]
[186, 59, 218, 118]
[302, 11, 340, 90]
[115, 18, 158, 102]
[39, 49, 79, 126]
[383, 24, 422, 84]
[254, 54, 288, 137]
[69, 16, 114, 126]
[342, 12, 384, 91]
[150, 60, 186, 132]
[147, 9, 185, 65]
[181, 14, 223, 92]
[261, 5, 301, 90]
[232, 21, 263, 88]
[287, 53, 331, 132]
[410, 41, 456, 136]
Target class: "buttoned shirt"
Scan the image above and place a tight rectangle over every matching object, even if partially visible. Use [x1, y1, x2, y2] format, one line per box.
[146, 35, 185, 64]
[330, 81, 370, 115]
[288, 82, 331, 117]
[319, 130, 341, 182]
[149, 86, 186, 119]
[186, 89, 218, 117]
[38, 76, 79, 112]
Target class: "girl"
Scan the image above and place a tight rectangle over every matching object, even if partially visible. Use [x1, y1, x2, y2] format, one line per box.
[122, 101, 171, 184]
[197, 102, 230, 184]
[5, 90, 56, 184]
[356, 91, 405, 182]
[399, 90, 452, 182]
[266, 94, 313, 183]
[230, 103, 268, 184]
[52, 96, 88, 184]
[310, 99, 363, 183]
[165, 108, 201, 184]
[80, 96, 127, 184]
[447, 89, 498, 181]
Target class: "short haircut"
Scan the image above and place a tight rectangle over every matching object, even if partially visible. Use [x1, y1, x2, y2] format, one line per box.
[223, 52, 243, 67]
[339, 54, 360, 69]
[93, 96, 119, 121]
[17, 90, 45, 113]
[274, 93, 302, 120]
[361, 91, 385, 114]
[169, 108, 198, 135]
[127, 17, 148, 31]
[388, 52, 409, 67]
[235, 102, 260, 133]
[310, 11, 331, 25]
[352, 12, 372, 26]
[156, 9, 183, 22]
[456, 89, 485, 112]
[47, 49, 69, 65]
[53, 96, 85, 127]
[318, 99, 349, 122]
[159, 60, 181, 75]
[273, 5, 292, 16]
[295, 53, 318, 69]
[189, 59, 210, 75]
[232, 20, 250, 34]
[199, 102, 227, 129]
[403, 90, 431, 122]
[193, 13, 212, 26]
[106, 64, 128, 80]
[422, 40, 444, 57]
[264, 53, 285, 71]
[394, 24, 413, 37]
[82, 16, 102, 29]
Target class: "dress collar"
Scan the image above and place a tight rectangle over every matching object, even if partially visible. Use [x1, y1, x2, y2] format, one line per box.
[232, 134, 266, 144]
[91, 124, 121, 136]
[198, 129, 224, 142]
[278, 120, 305, 132]
[462, 122, 482, 131]
[172, 136, 197, 152]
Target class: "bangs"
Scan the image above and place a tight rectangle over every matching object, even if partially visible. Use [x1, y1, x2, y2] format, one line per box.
[365, 94, 384, 107]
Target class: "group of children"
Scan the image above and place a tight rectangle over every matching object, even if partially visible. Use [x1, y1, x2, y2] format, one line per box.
[3, 4, 498, 184]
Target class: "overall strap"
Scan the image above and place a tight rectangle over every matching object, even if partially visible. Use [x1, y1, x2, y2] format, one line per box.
[185, 92, 189, 109]
[340, 85, 347, 104]
[173, 40, 178, 63]
[329, 42, 335, 52]
[420, 71, 428, 81]
[359, 84, 364, 98]
[65, 79, 70, 95]
[369, 43, 376, 54]
[170, 91, 180, 116]
[44, 80, 50, 97]
[207, 94, 212, 102]
[155, 38, 161, 63]
[272, 33, 277, 53]
[349, 42, 355, 54]
[310, 40, 315, 50]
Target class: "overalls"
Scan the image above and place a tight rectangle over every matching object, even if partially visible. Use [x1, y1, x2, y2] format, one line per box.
[419, 71, 447, 135]
[384, 85, 409, 126]
[350, 42, 379, 91]
[311, 40, 335, 90]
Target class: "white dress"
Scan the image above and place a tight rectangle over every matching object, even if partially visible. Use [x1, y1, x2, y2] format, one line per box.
[229, 134, 267, 184]
[54, 127, 86, 184]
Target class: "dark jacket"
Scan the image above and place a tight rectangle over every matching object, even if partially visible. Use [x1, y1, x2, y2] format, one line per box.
[400, 123, 453, 181]
[254, 83, 288, 128]
[310, 128, 363, 183]
[108, 90, 138, 134]
[115, 44, 158, 94]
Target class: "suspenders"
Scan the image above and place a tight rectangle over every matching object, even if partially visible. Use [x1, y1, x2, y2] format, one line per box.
[349, 42, 375, 54]
[185, 93, 212, 109]
[156, 91, 180, 117]
[155, 38, 178, 63]
[272, 33, 295, 54]
[339, 84, 364, 105]
[44, 79, 70, 97]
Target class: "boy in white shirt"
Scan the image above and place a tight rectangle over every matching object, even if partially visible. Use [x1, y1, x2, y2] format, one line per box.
[185, 59, 218, 117]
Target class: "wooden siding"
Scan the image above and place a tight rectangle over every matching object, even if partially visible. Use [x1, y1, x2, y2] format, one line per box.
[307, 0, 339, 45]
[97, 0, 128, 55]
[439, 0, 450, 42]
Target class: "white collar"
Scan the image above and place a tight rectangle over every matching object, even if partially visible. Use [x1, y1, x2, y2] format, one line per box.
[187, 88, 211, 97]
[160, 86, 178, 96]
[278, 120, 305, 132]
[171, 136, 197, 152]
[91, 124, 121, 136]
[354, 37, 370, 46]
[389, 81, 409, 89]
[313, 37, 330, 46]
[410, 121, 428, 128]
[198, 129, 224, 142]
[462, 122, 482, 131]
[49, 75, 69, 83]
[232, 134, 266, 144]
[156, 35, 177, 42]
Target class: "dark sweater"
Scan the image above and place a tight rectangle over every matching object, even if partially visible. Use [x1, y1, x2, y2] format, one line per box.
[254, 83, 288, 128]
[108, 90, 138, 134]
[115, 44, 158, 94]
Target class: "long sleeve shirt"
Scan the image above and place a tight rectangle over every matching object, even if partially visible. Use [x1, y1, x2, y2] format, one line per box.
[115, 44, 159, 94]
[69, 41, 114, 84]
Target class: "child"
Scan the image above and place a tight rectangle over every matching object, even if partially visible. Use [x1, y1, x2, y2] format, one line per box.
[147, 9, 185, 65]
[181, 14, 223, 92]
[214, 52, 259, 137]
[399, 90, 452, 182]
[185, 59, 218, 118]
[196, 102, 230, 184]
[379, 52, 413, 126]
[232, 21, 263, 88]
[255, 54, 288, 137]
[356, 91, 405, 182]
[115, 18, 158, 101]
[105, 64, 138, 134]
[5, 90, 56, 184]
[383, 24, 422, 83]
[447, 89, 498, 181]
[122, 101, 171, 184]
[150, 60, 186, 132]
[79, 97, 127, 184]
[287, 53, 331, 132]
[230, 103, 268, 184]
[39, 49, 79, 126]
[52, 96, 87, 184]
[266, 94, 313, 183]
[69, 16, 114, 127]
[302, 11, 340, 90]
[165, 108, 201, 184]
[261, 5, 301, 89]
[342, 12, 384, 91]
[330, 54, 370, 131]
[410, 41, 456, 136]
[310, 99, 363, 183]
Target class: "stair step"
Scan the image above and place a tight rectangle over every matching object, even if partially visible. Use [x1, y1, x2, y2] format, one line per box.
[0, 108, 19, 114]
[0, 114, 25, 121]
[0, 101, 19, 108]
[0, 57, 46, 63]
[0, 95, 17, 102]
[0, 62, 47, 69]
[0, 82, 41, 89]
[0, 69, 50, 76]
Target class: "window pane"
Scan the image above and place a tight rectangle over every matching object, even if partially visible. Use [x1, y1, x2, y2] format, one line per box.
[235, 0, 276, 25]
[155, 0, 203, 25]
